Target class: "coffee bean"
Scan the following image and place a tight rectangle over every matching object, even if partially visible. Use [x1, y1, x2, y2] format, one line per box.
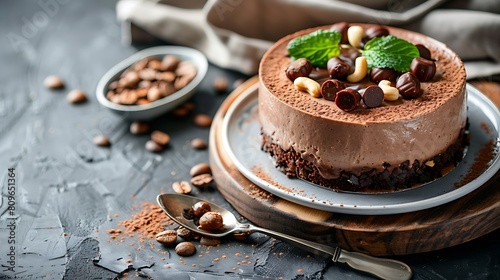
[44, 75, 64, 89]
[147, 86, 163, 102]
[335, 88, 361, 112]
[174, 75, 193, 90]
[192, 201, 211, 217]
[327, 57, 350, 79]
[176, 227, 192, 239]
[362, 85, 384, 108]
[191, 173, 213, 188]
[130, 121, 150, 135]
[321, 79, 345, 101]
[191, 138, 207, 150]
[285, 58, 313, 81]
[161, 55, 180, 71]
[151, 130, 170, 146]
[183, 102, 195, 111]
[410, 57, 436, 82]
[175, 61, 197, 77]
[175, 241, 196, 256]
[172, 181, 192, 194]
[132, 58, 150, 71]
[370, 68, 397, 83]
[120, 71, 141, 88]
[213, 77, 228, 93]
[145, 140, 163, 153]
[190, 163, 211, 177]
[147, 59, 163, 71]
[199, 212, 224, 231]
[67, 89, 87, 104]
[193, 114, 212, 128]
[397, 72, 421, 99]
[171, 106, 190, 118]
[156, 230, 177, 245]
[93, 135, 111, 147]
[156, 71, 176, 83]
[200, 236, 221, 246]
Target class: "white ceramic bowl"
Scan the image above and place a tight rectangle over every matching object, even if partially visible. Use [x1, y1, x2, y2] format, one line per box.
[96, 46, 208, 120]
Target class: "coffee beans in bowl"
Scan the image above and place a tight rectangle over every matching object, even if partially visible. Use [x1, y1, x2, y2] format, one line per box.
[96, 46, 208, 120]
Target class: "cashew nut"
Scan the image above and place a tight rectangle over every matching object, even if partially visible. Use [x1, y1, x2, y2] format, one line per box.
[378, 80, 400, 101]
[347, 25, 365, 49]
[347, 57, 368, 83]
[294, 77, 321, 98]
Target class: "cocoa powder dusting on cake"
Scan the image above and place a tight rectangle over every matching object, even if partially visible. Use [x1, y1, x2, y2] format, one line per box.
[455, 139, 498, 188]
[106, 201, 174, 243]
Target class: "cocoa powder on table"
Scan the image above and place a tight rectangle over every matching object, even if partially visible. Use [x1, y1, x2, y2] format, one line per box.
[106, 201, 174, 243]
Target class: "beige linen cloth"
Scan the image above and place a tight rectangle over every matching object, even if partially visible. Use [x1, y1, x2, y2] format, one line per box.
[116, 0, 500, 79]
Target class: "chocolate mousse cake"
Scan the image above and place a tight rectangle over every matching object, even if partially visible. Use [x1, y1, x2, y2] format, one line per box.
[259, 23, 467, 192]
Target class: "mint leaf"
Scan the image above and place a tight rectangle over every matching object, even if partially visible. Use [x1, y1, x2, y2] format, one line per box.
[361, 35, 419, 72]
[287, 30, 341, 67]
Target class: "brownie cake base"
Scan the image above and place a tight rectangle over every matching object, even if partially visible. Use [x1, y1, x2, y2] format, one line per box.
[261, 127, 469, 192]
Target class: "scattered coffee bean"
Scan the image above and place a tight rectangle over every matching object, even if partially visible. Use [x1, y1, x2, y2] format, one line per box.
[172, 181, 192, 194]
[151, 130, 170, 146]
[156, 230, 177, 245]
[213, 77, 228, 93]
[190, 163, 211, 177]
[44, 75, 64, 89]
[67, 89, 87, 104]
[410, 57, 436, 82]
[331, 22, 349, 44]
[327, 57, 350, 79]
[285, 58, 313, 81]
[130, 121, 150, 135]
[193, 114, 212, 128]
[191, 173, 213, 188]
[176, 227, 192, 239]
[370, 68, 397, 83]
[191, 138, 207, 150]
[199, 212, 224, 231]
[321, 79, 345, 101]
[175, 241, 196, 256]
[415, 44, 432, 60]
[145, 140, 163, 153]
[93, 135, 111, 147]
[397, 72, 421, 99]
[192, 201, 211, 217]
[335, 88, 361, 112]
[362, 85, 384, 108]
[200, 236, 221, 246]
[172, 106, 190, 117]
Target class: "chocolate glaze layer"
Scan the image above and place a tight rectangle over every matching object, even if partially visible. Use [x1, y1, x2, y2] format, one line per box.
[259, 23, 467, 180]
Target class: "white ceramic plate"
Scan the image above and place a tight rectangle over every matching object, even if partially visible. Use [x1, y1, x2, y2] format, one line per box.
[96, 46, 208, 120]
[221, 83, 500, 215]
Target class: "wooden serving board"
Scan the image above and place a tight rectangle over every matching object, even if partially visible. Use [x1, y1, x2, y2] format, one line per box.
[209, 76, 500, 256]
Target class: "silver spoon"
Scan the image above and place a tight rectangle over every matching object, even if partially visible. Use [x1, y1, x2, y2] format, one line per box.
[157, 193, 412, 280]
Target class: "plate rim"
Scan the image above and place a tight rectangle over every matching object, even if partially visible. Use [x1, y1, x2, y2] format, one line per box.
[221, 83, 500, 214]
